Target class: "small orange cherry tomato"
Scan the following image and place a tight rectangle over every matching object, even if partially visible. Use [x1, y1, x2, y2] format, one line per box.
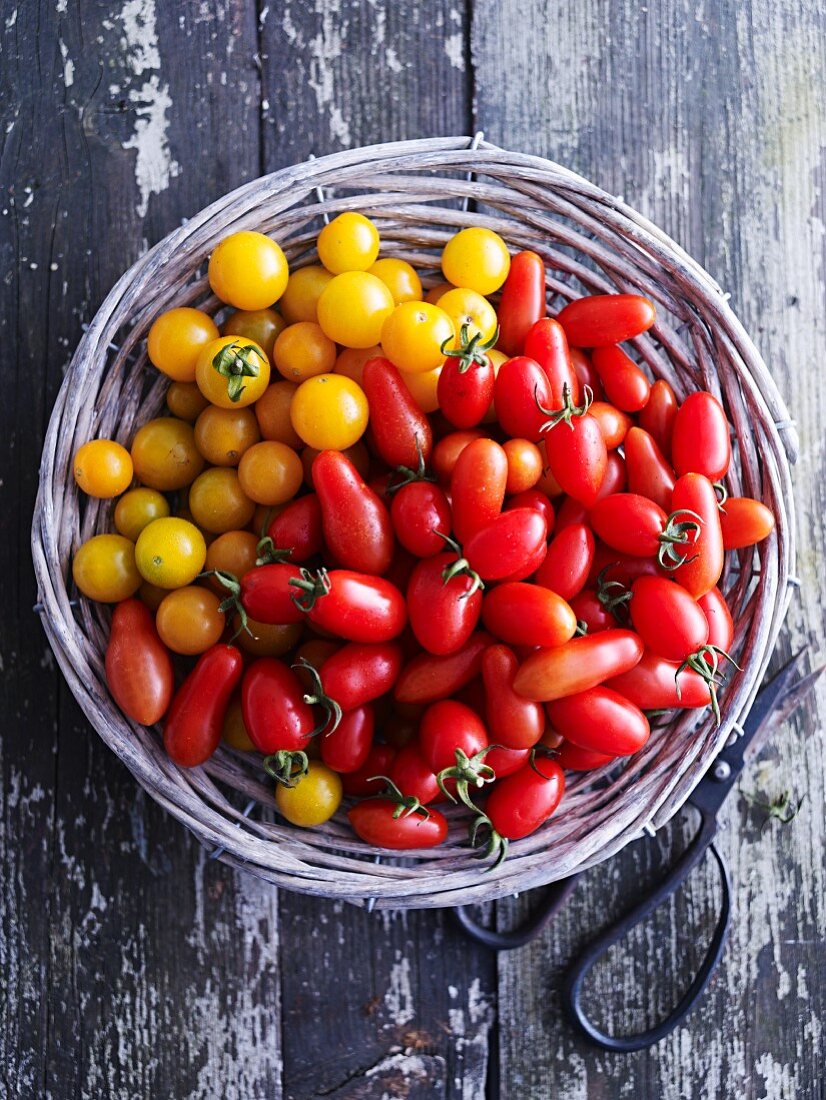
[317, 272, 394, 348]
[195, 336, 271, 409]
[237, 440, 303, 506]
[72, 534, 141, 602]
[334, 345, 383, 388]
[381, 301, 454, 374]
[220, 307, 286, 359]
[194, 405, 260, 466]
[503, 439, 544, 494]
[254, 381, 302, 447]
[147, 307, 219, 382]
[208, 231, 289, 310]
[131, 417, 205, 491]
[234, 616, 302, 657]
[156, 586, 225, 655]
[222, 696, 256, 751]
[204, 530, 260, 589]
[290, 374, 369, 449]
[188, 468, 256, 533]
[73, 439, 133, 498]
[273, 322, 337, 382]
[114, 487, 170, 542]
[166, 381, 210, 421]
[279, 265, 334, 325]
[441, 228, 510, 295]
[317, 212, 380, 274]
[368, 258, 422, 304]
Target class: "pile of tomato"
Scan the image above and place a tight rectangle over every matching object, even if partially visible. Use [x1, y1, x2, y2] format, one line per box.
[71, 213, 776, 864]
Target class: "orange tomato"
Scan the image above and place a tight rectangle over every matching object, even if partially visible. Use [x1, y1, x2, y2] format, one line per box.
[188, 468, 256, 533]
[237, 441, 303, 506]
[131, 418, 205, 491]
[194, 405, 261, 466]
[273, 322, 337, 382]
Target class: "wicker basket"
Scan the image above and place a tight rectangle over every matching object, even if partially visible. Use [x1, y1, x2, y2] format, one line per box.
[32, 136, 797, 909]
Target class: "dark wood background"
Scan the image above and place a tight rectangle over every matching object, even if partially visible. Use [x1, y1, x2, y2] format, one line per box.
[2, 2, 824, 1097]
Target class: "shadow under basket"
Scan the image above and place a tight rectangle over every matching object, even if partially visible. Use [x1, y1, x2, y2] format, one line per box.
[32, 136, 797, 909]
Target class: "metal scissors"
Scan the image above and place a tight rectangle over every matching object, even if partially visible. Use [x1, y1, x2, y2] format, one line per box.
[453, 649, 823, 1053]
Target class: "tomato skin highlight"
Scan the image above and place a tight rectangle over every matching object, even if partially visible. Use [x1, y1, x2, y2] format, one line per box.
[105, 599, 174, 725]
[391, 481, 452, 558]
[320, 704, 374, 773]
[464, 508, 548, 582]
[482, 645, 546, 749]
[164, 645, 243, 767]
[485, 757, 565, 840]
[629, 576, 709, 662]
[361, 358, 433, 468]
[639, 379, 678, 460]
[407, 553, 483, 655]
[394, 631, 492, 705]
[624, 426, 675, 512]
[494, 356, 554, 440]
[557, 294, 656, 348]
[590, 493, 668, 558]
[348, 800, 448, 849]
[542, 414, 608, 507]
[523, 319, 581, 406]
[242, 657, 318, 754]
[514, 629, 644, 702]
[497, 252, 546, 356]
[719, 498, 776, 549]
[482, 582, 577, 648]
[670, 473, 724, 598]
[312, 450, 394, 575]
[546, 687, 650, 756]
[318, 641, 403, 710]
[450, 438, 509, 544]
[591, 345, 651, 412]
[265, 494, 323, 562]
[307, 570, 407, 642]
[671, 391, 731, 481]
[534, 522, 595, 601]
[605, 649, 712, 709]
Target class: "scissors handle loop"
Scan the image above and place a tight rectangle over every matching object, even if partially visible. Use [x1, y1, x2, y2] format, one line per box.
[452, 877, 579, 950]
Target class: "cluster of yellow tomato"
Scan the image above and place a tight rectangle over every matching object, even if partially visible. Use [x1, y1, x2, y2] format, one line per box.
[70, 214, 511, 742]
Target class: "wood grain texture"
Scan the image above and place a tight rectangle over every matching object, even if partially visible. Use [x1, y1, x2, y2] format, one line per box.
[473, 1, 826, 1096]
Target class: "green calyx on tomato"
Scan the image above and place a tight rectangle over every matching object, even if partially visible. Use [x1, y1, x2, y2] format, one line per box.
[264, 748, 310, 788]
[441, 322, 500, 373]
[469, 810, 509, 870]
[212, 340, 261, 402]
[292, 658, 344, 734]
[436, 746, 496, 810]
[595, 567, 633, 623]
[255, 535, 294, 566]
[202, 568, 252, 639]
[289, 566, 332, 612]
[657, 508, 704, 570]
[537, 381, 593, 432]
[387, 435, 436, 493]
[675, 644, 741, 725]
[713, 481, 729, 508]
[436, 532, 485, 598]
[368, 776, 432, 822]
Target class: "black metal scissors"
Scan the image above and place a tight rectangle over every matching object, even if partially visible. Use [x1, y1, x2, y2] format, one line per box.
[453, 649, 823, 1053]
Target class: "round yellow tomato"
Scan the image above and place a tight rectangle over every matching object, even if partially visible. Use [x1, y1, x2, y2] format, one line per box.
[368, 258, 422, 304]
[441, 227, 511, 295]
[156, 585, 225, 655]
[254, 381, 302, 446]
[381, 301, 455, 374]
[72, 534, 141, 603]
[290, 374, 369, 450]
[147, 308, 219, 382]
[114, 487, 170, 542]
[424, 280, 454, 305]
[220, 307, 286, 359]
[273, 322, 337, 382]
[437, 286, 498, 345]
[222, 697, 256, 752]
[317, 212, 380, 274]
[235, 617, 302, 658]
[237, 440, 303, 506]
[279, 265, 334, 325]
[334, 345, 382, 388]
[195, 336, 271, 409]
[317, 272, 394, 348]
[135, 517, 207, 589]
[73, 439, 133, 499]
[166, 381, 210, 421]
[194, 405, 260, 466]
[208, 231, 289, 310]
[275, 761, 343, 826]
[402, 366, 442, 413]
[204, 530, 260, 590]
[131, 417, 205, 491]
[188, 468, 255, 533]
[301, 440, 370, 489]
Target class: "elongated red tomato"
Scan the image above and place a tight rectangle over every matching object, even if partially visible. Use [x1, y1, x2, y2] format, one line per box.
[624, 426, 675, 512]
[670, 473, 724, 598]
[242, 657, 318, 754]
[590, 493, 667, 557]
[556, 742, 616, 771]
[629, 576, 709, 662]
[437, 356, 495, 429]
[451, 437, 508, 544]
[390, 744, 443, 805]
[514, 629, 644, 701]
[432, 429, 485, 484]
[534, 522, 595, 600]
[588, 401, 632, 449]
[587, 543, 660, 587]
[482, 582, 577, 648]
[558, 294, 656, 347]
[591, 345, 651, 412]
[593, 450, 627, 502]
[264, 494, 322, 562]
[361, 357, 433, 468]
[720, 498, 775, 549]
[312, 450, 393, 575]
[295, 569, 407, 642]
[523, 319, 581, 405]
[569, 347, 604, 401]
[505, 488, 555, 532]
[639, 378, 678, 459]
[319, 641, 403, 709]
[464, 507, 548, 582]
[482, 645, 545, 749]
[485, 744, 531, 778]
[497, 252, 546, 356]
[348, 800, 447, 849]
[542, 410, 608, 507]
[106, 599, 174, 725]
[671, 391, 731, 481]
[391, 480, 452, 558]
[553, 496, 591, 532]
[485, 757, 564, 840]
[606, 649, 711, 709]
[407, 553, 483, 654]
[341, 743, 396, 796]
[394, 631, 492, 704]
[493, 356, 554, 440]
[320, 704, 374, 773]
[546, 687, 649, 755]
[697, 587, 734, 653]
[164, 645, 243, 767]
[419, 700, 489, 773]
[235, 562, 306, 624]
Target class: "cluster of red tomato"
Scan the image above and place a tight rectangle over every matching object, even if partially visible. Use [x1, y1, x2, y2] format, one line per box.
[72, 215, 775, 863]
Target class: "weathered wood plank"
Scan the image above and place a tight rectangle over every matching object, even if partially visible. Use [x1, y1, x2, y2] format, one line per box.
[473, 0, 826, 1096]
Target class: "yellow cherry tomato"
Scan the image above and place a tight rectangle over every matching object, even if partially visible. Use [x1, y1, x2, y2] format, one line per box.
[402, 366, 442, 414]
[482, 348, 508, 424]
[73, 439, 133, 499]
[254, 381, 302, 447]
[220, 307, 286, 359]
[317, 212, 380, 274]
[156, 586, 225, 655]
[301, 440, 370, 489]
[204, 530, 260, 589]
[131, 417, 205, 491]
[368, 258, 422, 304]
[317, 272, 394, 348]
[437, 286, 498, 345]
[208, 231, 289, 310]
[72, 534, 141, 603]
[237, 440, 303, 506]
[275, 761, 343, 826]
[135, 517, 207, 589]
[194, 336, 271, 409]
[235, 616, 302, 658]
[290, 374, 369, 450]
[424, 280, 454, 305]
[334, 345, 382, 388]
[139, 580, 168, 612]
[381, 301, 455, 374]
[222, 697, 256, 752]
[441, 227, 511, 295]
[279, 265, 334, 325]
[187, 468, 255, 534]
[273, 321, 337, 382]
[147, 308, 219, 382]
[114, 487, 170, 542]
[166, 381, 210, 421]
[194, 405, 260, 466]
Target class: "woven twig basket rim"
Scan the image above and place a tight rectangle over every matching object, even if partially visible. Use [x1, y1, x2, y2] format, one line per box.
[32, 136, 796, 908]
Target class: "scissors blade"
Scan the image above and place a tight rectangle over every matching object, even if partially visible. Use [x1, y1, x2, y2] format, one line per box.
[743, 662, 825, 760]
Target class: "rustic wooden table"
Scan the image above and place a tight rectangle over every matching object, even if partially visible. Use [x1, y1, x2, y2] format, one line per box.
[2, 2, 824, 1097]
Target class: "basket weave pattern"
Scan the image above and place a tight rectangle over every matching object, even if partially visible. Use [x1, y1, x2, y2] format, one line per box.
[32, 137, 796, 908]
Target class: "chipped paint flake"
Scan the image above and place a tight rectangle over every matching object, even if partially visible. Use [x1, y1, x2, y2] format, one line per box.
[444, 32, 465, 70]
[59, 38, 74, 87]
[384, 951, 415, 1026]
